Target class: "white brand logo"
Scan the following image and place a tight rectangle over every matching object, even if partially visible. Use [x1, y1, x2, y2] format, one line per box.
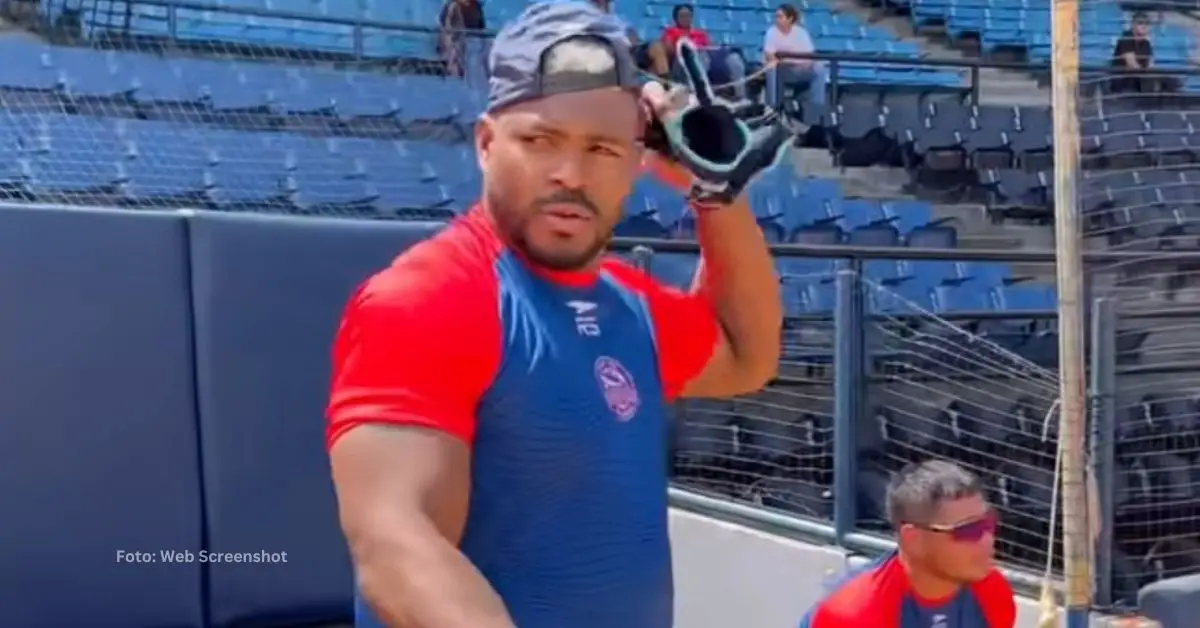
[568, 300, 600, 337]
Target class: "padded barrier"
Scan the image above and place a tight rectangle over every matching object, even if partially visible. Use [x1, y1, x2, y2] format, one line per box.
[189, 213, 443, 627]
[1139, 573, 1200, 628]
[0, 204, 442, 628]
[0, 206, 204, 628]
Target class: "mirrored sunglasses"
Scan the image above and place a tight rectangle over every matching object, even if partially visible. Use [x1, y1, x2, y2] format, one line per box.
[919, 510, 998, 543]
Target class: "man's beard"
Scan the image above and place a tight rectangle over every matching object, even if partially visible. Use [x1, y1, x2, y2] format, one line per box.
[491, 188, 610, 271]
[509, 224, 610, 271]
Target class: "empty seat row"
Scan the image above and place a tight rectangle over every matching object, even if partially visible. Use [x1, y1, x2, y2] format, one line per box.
[906, 0, 1195, 70]
[0, 114, 474, 213]
[651, 249, 1057, 319]
[0, 37, 482, 122]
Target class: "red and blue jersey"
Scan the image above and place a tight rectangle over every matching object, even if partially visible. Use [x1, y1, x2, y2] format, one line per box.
[326, 207, 718, 628]
[799, 551, 1016, 628]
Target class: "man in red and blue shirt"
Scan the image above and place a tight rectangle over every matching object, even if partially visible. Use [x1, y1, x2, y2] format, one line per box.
[324, 2, 784, 627]
[801, 460, 1017, 628]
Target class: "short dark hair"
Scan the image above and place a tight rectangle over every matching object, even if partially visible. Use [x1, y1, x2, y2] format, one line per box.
[1132, 11, 1149, 23]
[777, 3, 799, 22]
[885, 460, 983, 528]
[672, 4, 692, 20]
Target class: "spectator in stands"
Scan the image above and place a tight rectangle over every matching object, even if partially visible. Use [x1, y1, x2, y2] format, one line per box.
[1110, 12, 1155, 94]
[762, 3, 826, 113]
[662, 4, 748, 101]
[798, 460, 1016, 627]
[590, 0, 672, 76]
[438, 0, 486, 77]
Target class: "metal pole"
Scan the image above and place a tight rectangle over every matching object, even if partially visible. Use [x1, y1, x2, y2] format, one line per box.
[1089, 298, 1117, 608]
[1051, 0, 1090, 623]
[832, 261, 862, 542]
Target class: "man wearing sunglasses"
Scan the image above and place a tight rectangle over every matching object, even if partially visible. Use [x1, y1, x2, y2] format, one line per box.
[799, 460, 1016, 627]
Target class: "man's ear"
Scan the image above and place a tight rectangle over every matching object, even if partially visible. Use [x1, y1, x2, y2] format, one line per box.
[475, 114, 494, 172]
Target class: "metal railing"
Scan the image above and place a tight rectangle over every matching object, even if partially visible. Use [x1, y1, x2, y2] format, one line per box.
[610, 237, 1200, 610]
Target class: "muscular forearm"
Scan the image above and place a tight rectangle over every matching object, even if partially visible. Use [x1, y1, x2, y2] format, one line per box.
[692, 198, 782, 379]
[355, 530, 515, 628]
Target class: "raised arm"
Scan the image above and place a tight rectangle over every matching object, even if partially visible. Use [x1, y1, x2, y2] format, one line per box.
[326, 257, 508, 628]
[607, 204, 782, 400]
[632, 66, 785, 401]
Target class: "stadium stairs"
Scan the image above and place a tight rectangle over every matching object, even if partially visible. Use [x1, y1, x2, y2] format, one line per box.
[786, 1, 1056, 283]
[838, 0, 1051, 107]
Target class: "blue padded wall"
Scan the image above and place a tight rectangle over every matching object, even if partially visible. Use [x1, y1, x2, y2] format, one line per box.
[188, 213, 443, 627]
[0, 207, 203, 628]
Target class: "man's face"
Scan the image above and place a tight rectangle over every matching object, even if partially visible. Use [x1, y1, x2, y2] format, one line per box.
[676, 8, 693, 28]
[476, 88, 643, 271]
[775, 9, 793, 30]
[904, 494, 996, 584]
[1133, 19, 1149, 38]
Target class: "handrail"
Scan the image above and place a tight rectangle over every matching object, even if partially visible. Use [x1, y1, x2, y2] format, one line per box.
[612, 237, 1200, 264]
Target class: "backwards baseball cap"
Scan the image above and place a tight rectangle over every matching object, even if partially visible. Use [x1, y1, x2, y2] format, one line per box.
[486, 1, 640, 112]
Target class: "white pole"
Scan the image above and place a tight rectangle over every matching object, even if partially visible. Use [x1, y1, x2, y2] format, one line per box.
[1050, 0, 1091, 623]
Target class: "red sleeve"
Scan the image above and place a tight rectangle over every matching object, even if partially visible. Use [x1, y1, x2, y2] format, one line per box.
[970, 570, 1016, 628]
[694, 30, 711, 47]
[603, 259, 719, 402]
[325, 242, 501, 448]
[810, 568, 902, 628]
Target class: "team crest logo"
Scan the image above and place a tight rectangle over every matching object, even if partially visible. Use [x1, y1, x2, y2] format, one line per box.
[594, 356, 639, 421]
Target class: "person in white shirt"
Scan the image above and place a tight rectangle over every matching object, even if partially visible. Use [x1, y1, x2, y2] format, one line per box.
[762, 3, 826, 113]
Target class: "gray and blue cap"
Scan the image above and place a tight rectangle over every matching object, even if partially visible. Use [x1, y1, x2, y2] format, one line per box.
[486, 1, 640, 112]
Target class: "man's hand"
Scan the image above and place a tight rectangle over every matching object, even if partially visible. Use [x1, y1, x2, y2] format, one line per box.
[639, 39, 791, 205]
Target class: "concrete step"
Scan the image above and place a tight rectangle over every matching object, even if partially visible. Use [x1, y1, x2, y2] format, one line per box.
[838, 166, 912, 198]
[958, 234, 1025, 250]
[830, 0, 1050, 106]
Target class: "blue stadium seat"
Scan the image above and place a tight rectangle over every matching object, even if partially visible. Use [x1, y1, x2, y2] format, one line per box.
[119, 119, 214, 205]
[0, 206, 203, 628]
[188, 214, 442, 626]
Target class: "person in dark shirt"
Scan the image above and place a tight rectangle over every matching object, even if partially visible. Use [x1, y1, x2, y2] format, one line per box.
[439, 0, 487, 76]
[1110, 12, 1153, 94]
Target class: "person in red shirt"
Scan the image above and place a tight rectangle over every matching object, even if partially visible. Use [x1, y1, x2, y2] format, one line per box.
[660, 4, 748, 101]
[800, 460, 1017, 627]
[662, 5, 710, 50]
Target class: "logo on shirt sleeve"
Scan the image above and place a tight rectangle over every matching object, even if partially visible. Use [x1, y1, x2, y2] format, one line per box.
[594, 356, 639, 421]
